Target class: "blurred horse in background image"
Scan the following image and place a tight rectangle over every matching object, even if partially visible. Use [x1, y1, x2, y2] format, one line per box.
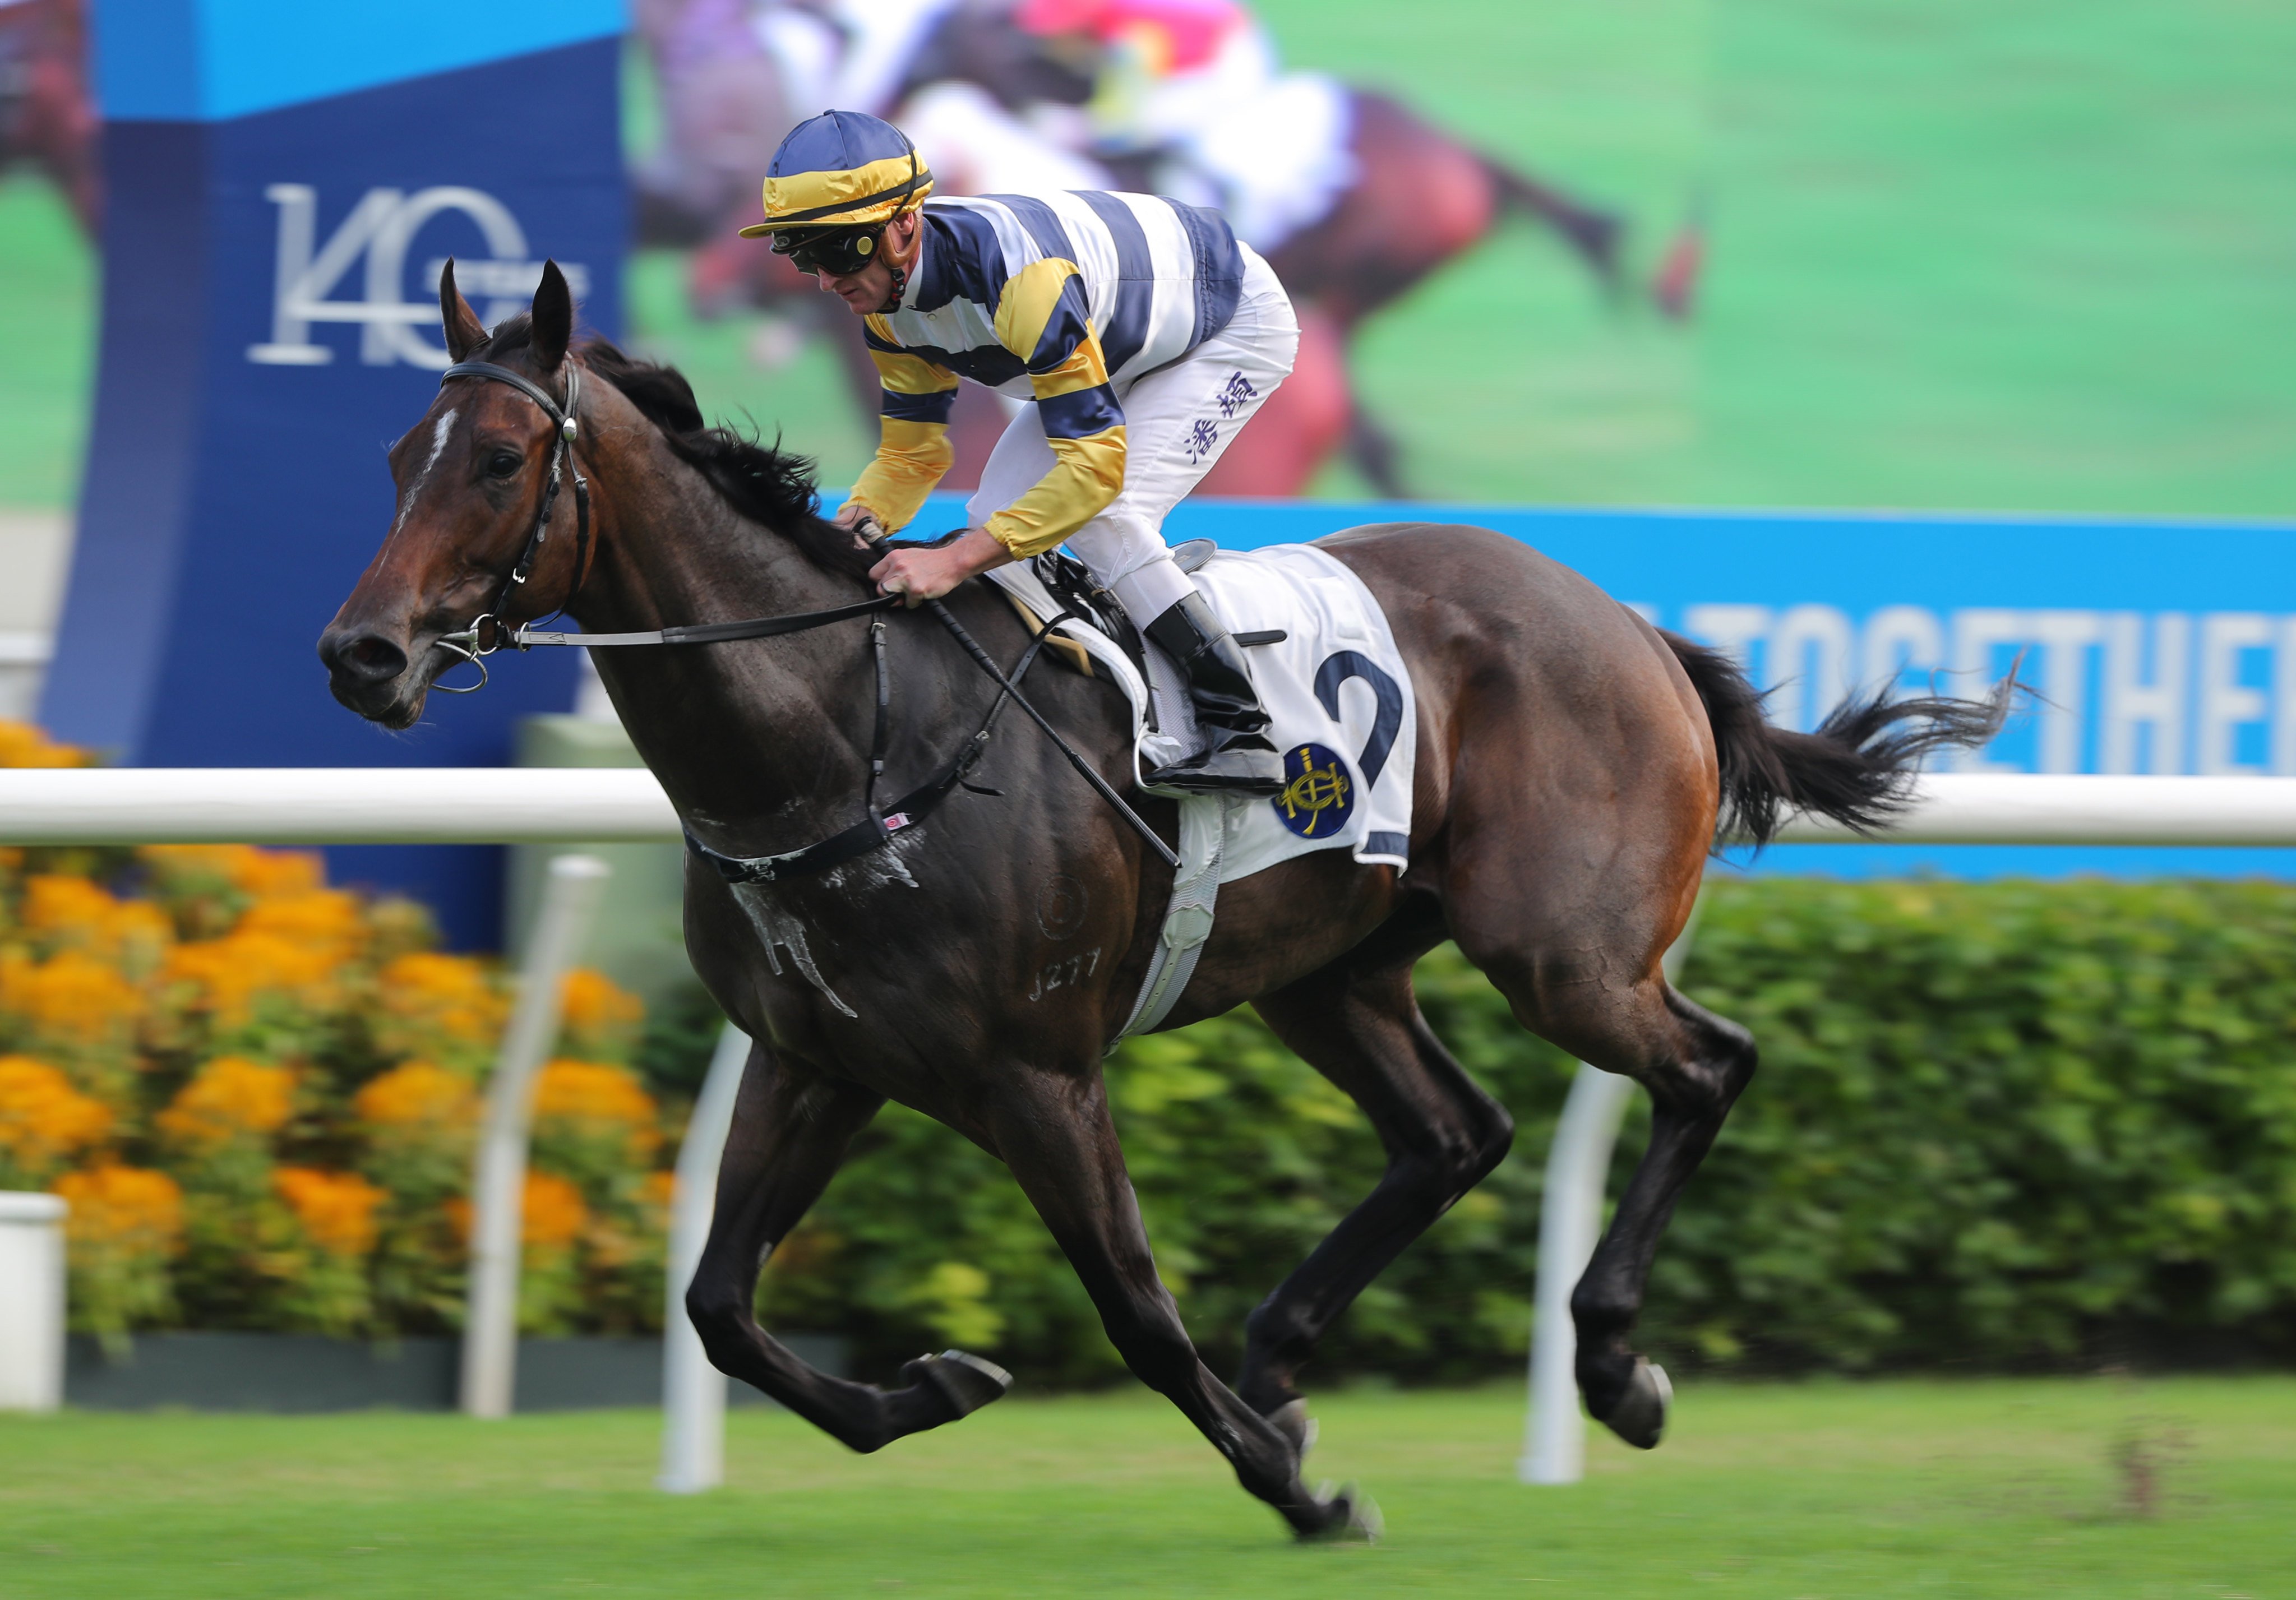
[643, 0, 1649, 498]
[317, 262, 2003, 1539]
[0, 0, 98, 233]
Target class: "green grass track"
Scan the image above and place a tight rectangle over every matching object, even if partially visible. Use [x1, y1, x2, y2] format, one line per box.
[3, 1377, 2289, 1597]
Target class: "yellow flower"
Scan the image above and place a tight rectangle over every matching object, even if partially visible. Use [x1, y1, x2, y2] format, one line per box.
[161, 932, 339, 1025]
[352, 1060, 479, 1129]
[0, 720, 92, 769]
[558, 968, 644, 1057]
[53, 1163, 183, 1252]
[641, 1170, 677, 1212]
[521, 1171, 589, 1248]
[235, 889, 364, 955]
[533, 1059, 657, 1129]
[19, 875, 172, 965]
[273, 1166, 385, 1257]
[0, 949, 145, 1044]
[375, 952, 507, 1057]
[0, 1056, 113, 1181]
[446, 1171, 588, 1248]
[229, 849, 325, 900]
[157, 1056, 295, 1148]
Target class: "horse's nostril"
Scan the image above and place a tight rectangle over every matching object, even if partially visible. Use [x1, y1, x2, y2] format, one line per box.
[323, 631, 409, 685]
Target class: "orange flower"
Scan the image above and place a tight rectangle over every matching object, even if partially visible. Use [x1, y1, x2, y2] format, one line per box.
[447, 1171, 589, 1249]
[235, 889, 365, 954]
[0, 720, 93, 769]
[352, 1060, 479, 1129]
[375, 952, 506, 1053]
[641, 1170, 677, 1211]
[559, 968, 643, 1045]
[532, 1059, 657, 1125]
[0, 949, 145, 1043]
[273, 1166, 385, 1257]
[161, 932, 339, 1025]
[53, 1163, 183, 1252]
[19, 875, 172, 964]
[520, 1171, 589, 1248]
[229, 849, 325, 900]
[157, 1056, 295, 1148]
[0, 1056, 113, 1178]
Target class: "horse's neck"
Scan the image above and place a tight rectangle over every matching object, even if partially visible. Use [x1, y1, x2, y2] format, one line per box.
[576, 443, 869, 847]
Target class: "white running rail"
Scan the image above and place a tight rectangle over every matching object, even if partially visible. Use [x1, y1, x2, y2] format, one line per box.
[4, 769, 2293, 1477]
[5, 770, 2296, 846]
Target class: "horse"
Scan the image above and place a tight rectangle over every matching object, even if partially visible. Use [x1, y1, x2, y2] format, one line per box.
[320, 262, 2004, 1539]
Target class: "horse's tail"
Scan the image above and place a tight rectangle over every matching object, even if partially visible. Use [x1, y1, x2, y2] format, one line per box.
[1659, 630, 2016, 848]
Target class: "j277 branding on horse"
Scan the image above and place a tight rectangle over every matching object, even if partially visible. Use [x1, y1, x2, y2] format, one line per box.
[247, 184, 591, 371]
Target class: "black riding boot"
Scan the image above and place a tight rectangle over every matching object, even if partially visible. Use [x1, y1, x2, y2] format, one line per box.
[1142, 593, 1285, 796]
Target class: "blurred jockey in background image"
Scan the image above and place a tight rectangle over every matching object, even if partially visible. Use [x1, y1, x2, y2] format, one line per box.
[644, 0, 1628, 498]
[742, 109, 1296, 794]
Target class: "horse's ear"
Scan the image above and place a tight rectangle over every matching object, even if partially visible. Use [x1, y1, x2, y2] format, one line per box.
[438, 258, 487, 362]
[530, 259, 573, 372]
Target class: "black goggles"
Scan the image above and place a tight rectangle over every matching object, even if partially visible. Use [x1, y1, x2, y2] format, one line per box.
[774, 225, 884, 278]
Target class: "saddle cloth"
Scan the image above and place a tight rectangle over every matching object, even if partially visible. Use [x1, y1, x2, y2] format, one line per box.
[987, 542, 1418, 1040]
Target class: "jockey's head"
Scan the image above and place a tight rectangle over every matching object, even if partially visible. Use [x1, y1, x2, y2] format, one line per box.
[741, 110, 934, 316]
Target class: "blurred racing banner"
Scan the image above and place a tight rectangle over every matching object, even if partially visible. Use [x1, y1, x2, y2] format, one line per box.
[922, 492, 2296, 880]
[43, 0, 627, 944]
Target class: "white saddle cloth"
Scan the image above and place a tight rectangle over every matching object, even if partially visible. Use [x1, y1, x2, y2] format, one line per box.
[990, 541, 1417, 884]
[989, 542, 1416, 1041]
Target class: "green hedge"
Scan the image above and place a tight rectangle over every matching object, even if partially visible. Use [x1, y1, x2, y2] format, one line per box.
[729, 880, 2296, 1384]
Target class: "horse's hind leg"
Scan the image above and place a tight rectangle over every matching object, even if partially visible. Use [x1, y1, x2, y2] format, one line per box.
[1463, 931, 1756, 1448]
[685, 1038, 1011, 1452]
[1567, 984, 1754, 1444]
[1234, 909, 1514, 1424]
[983, 1066, 1375, 1542]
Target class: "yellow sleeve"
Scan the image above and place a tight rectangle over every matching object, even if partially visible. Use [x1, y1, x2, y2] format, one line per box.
[842, 329, 958, 533]
[981, 260, 1128, 560]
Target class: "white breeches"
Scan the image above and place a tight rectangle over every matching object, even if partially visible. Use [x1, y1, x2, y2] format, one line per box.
[966, 246, 1299, 625]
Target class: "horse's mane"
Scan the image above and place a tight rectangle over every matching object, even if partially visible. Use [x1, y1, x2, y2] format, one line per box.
[470, 315, 875, 581]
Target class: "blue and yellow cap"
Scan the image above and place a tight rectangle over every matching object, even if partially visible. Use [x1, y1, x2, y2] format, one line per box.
[738, 110, 935, 238]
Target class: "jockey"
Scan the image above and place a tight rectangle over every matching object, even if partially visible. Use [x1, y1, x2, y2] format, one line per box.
[739, 108, 1296, 796]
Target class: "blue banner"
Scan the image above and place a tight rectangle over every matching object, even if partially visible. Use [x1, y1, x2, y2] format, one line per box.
[46, 1, 626, 944]
[920, 493, 2296, 880]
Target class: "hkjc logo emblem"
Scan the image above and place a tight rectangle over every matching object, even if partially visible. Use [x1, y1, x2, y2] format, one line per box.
[1272, 742, 1354, 839]
[246, 184, 590, 371]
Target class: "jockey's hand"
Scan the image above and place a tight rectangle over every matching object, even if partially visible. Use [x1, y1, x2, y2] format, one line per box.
[868, 526, 1012, 608]
[833, 503, 886, 550]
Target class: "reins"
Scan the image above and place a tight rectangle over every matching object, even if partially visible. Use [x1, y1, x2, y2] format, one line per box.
[422, 360, 1180, 876]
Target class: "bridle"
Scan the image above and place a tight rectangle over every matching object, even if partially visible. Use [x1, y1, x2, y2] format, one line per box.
[428, 358, 592, 694]
[415, 357, 1179, 876]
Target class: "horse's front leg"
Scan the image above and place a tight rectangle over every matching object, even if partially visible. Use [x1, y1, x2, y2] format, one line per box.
[983, 1065, 1376, 1542]
[685, 1037, 1010, 1451]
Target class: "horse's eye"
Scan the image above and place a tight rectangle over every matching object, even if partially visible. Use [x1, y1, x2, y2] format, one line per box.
[487, 450, 522, 479]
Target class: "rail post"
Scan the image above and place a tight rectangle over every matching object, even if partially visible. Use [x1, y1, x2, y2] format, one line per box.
[658, 1021, 751, 1492]
[0, 1192, 67, 1412]
[460, 853, 610, 1419]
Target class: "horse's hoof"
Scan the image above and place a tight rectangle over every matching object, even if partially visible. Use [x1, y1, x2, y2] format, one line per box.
[1269, 1399, 1319, 1460]
[1295, 1481, 1382, 1544]
[900, 1349, 1013, 1421]
[1596, 1356, 1671, 1450]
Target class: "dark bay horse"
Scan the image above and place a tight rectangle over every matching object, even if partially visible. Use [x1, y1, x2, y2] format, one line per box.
[321, 263, 2002, 1539]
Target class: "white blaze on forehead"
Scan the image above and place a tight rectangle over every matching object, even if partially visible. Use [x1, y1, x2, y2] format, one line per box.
[389, 407, 459, 538]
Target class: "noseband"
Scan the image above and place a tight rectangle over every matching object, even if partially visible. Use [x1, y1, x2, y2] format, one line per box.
[427, 358, 591, 693]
